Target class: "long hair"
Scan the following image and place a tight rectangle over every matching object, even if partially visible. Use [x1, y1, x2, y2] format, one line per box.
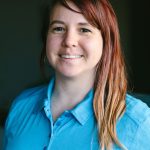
[40, 0, 127, 149]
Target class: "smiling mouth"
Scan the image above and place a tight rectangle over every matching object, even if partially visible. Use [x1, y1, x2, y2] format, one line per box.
[59, 54, 83, 59]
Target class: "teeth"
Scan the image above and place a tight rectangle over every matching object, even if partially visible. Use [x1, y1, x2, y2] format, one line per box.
[60, 55, 82, 59]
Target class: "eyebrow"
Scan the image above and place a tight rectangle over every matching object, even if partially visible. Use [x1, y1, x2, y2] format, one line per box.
[49, 20, 91, 26]
[50, 20, 65, 26]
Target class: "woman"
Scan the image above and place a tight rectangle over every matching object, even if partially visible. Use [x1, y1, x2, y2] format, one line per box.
[3, 0, 150, 150]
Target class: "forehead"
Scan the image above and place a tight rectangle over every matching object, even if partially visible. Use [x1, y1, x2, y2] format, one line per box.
[50, 2, 89, 24]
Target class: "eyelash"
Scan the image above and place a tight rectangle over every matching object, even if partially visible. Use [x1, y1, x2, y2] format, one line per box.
[80, 28, 91, 33]
[52, 27, 65, 32]
[50, 26, 92, 34]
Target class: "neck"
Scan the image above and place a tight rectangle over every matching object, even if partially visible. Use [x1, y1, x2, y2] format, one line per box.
[52, 72, 95, 106]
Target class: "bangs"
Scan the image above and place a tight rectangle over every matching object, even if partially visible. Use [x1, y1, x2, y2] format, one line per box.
[59, 0, 102, 30]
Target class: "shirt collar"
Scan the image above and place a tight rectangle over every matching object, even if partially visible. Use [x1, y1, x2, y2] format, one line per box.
[43, 77, 55, 109]
[35, 77, 94, 126]
[34, 77, 55, 113]
[70, 89, 94, 126]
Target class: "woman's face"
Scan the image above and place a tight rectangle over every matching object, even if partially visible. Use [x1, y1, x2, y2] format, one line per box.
[46, 2, 103, 78]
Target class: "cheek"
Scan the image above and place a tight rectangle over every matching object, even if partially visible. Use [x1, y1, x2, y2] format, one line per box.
[84, 39, 103, 60]
[93, 36, 103, 60]
[46, 36, 61, 54]
[96, 41, 103, 58]
[46, 36, 55, 50]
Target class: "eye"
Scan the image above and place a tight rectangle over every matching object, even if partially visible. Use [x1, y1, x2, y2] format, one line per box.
[51, 27, 65, 33]
[80, 28, 92, 33]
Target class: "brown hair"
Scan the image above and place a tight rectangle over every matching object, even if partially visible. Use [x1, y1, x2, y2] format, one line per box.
[40, 0, 127, 149]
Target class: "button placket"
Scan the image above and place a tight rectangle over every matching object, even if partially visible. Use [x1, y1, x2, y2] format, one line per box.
[53, 119, 62, 133]
[46, 134, 54, 150]
[43, 104, 55, 150]
[55, 121, 62, 126]
[64, 113, 71, 118]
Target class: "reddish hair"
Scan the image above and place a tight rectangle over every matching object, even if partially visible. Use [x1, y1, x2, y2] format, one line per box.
[40, 0, 127, 149]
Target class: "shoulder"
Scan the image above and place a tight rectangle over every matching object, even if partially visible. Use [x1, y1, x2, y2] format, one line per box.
[11, 84, 48, 111]
[119, 94, 150, 149]
[8, 85, 48, 112]
[13, 84, 48, 104]
[4, 84, 48, 130]
[125, 94, 150, 124]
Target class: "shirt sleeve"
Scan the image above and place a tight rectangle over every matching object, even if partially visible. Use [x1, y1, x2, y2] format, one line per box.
[130, 115, 150, 150]
[2, 89, 31, 150]
[2, 99, 17, 150]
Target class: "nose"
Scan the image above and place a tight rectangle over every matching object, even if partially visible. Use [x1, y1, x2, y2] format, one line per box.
[62, 30, 78, 48]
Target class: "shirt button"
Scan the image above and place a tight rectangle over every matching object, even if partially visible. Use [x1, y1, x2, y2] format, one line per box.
[43, 146, 47, 150]
[64, 113, 71, 117]
[56, 121, 61, 126]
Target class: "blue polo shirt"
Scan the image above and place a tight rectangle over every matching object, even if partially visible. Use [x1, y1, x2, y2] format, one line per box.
[3, 78, 150, 150]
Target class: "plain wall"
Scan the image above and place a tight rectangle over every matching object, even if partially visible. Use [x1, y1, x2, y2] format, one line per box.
[130, 0, 150, 93]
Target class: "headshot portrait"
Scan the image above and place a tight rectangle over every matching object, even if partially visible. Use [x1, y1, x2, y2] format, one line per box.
[0, 0, 150, 150]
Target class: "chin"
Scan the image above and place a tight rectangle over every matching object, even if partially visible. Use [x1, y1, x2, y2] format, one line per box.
[58, 72, 81, 79]
[56, 69, 83, 79]
[54, 65, 79, 76]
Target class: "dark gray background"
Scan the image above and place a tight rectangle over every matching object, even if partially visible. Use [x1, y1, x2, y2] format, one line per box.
[0, 0, 150, 112]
